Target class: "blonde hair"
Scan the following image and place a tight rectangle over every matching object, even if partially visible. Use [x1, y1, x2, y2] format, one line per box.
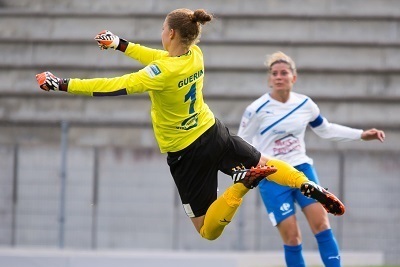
[265, 51, 297, 75]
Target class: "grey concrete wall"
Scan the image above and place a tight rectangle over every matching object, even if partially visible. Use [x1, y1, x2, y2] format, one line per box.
[0, 144, 399, 264]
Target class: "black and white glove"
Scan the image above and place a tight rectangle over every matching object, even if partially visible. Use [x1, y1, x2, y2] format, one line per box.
[94, 30, 120, 50]
[35, 71, 60, 91]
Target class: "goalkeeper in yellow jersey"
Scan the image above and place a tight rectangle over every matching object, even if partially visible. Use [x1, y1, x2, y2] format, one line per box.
[35, 8, 344, 241]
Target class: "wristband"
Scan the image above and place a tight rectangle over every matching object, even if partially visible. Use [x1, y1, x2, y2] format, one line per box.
[117, 38, 129, 52]
[59, 78, 69, 92]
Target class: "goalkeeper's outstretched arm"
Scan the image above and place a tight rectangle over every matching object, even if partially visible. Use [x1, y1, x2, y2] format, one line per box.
[94, 30, 168, 65]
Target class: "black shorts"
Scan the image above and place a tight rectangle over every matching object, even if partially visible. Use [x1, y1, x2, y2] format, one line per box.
[167, 118, 261, 218]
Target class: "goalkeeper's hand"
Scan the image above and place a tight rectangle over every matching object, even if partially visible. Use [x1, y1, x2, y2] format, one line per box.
[36, 71, 60, 91]
[94, 30, 120, 50]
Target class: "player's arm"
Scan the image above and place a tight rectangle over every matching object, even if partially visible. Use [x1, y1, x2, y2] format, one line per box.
[35, 65, 165, 96]
[36, 71, 133, 96]
[94, 30, 168, 65]
[309, 114, 363, 141]
[306, 96, 379, 142]
[310, 114, 386, 142]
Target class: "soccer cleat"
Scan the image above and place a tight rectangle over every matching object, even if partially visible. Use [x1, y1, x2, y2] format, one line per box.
[231, 164, 277, 189]
[301, 181, 345, 216]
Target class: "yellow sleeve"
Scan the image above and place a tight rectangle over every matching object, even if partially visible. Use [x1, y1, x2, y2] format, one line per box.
[68, 63, 166, 96]
[124, 43, 169, 65]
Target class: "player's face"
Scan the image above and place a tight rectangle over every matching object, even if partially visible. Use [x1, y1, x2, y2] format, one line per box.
[161, 19, 171, 51]
[269, 62, 296, 92]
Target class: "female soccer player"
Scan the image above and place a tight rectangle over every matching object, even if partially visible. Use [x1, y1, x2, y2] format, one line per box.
[36, 9, 344, 241]
[238, 51, 385, 265]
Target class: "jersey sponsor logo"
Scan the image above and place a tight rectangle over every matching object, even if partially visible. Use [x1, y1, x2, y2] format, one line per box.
[144, 64, 162, 78]
[273, 134, 301, 156]
[176, 113, 198, 130]
[178, 69, 203, 88]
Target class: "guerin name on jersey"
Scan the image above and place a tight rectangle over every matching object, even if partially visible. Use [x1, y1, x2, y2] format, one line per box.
[178, 69, 203, 88]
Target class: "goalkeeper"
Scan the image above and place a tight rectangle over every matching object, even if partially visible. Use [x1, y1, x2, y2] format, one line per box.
[35, 8, 345, 241]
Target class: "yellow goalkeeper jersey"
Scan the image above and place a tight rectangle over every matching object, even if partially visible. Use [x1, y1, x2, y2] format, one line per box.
[68, 43, 215, 153]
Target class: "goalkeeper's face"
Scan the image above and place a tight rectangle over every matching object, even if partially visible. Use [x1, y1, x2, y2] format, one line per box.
[161, 19, 171, 51]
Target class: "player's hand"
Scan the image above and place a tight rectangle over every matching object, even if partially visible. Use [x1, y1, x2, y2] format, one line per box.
[94, 30, 120, 50]
[35, 71, 60, 91]
[361, 128, 385, 142]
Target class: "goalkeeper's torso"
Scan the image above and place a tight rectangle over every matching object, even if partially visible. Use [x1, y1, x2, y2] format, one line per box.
[68, 44, 215, 153]
[147, 45, 215, 153]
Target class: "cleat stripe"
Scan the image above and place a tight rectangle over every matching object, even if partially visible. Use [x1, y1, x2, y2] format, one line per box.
[232, 171, 247, 182]
[232, 174, 238, 182]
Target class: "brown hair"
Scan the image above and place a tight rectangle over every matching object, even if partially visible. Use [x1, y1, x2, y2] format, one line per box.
[166, 8, 213, 47]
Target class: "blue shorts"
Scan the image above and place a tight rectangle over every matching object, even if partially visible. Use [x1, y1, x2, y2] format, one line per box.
[258, 163, 320, 226]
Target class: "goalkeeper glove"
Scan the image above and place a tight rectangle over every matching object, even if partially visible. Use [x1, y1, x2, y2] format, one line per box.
[94, 30, 120, 50]
[36, 71, 60, 91]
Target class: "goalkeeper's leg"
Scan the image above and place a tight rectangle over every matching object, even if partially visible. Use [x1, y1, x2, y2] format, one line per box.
[197, 156, 314, 240]
[261, 155, 309, 188]
[260, 155, 345, 215]
[198, 182, 249, 240]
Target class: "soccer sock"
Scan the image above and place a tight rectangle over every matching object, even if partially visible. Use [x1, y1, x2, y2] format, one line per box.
[315, 229, 341, 267]
[284, 244, 306, 267]
[266, 159, 309, 188]
[200, 183, 249, 240]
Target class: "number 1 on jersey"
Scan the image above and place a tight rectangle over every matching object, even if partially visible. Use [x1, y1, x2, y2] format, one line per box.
[185, 83, 196, 114]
